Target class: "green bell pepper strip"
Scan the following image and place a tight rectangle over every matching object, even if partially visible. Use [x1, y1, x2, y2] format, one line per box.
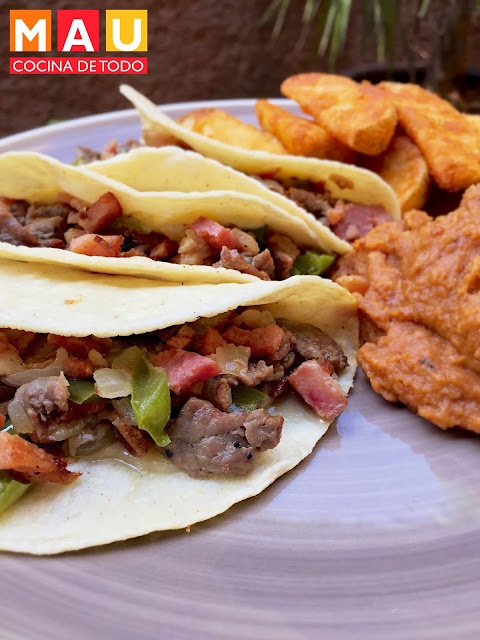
[291, 250, 335, 276]
[1, 418, 15, 435]
[230, 386, 267, 413]
[112, 215, 152, 235]
[131, 353, 171, 447]
[68, 380, 97, 404]
[0, 472, 31, 515]
[112, 345, 142, 371]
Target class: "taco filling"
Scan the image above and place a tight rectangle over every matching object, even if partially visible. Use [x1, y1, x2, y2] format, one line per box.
[0, 193, 337, 279]
[0, 308, 348, 513]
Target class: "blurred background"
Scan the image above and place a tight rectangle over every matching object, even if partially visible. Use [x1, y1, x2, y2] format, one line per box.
[1, 0, 480, 137]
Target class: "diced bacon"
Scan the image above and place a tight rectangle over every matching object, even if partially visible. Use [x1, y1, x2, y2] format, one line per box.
[47, 334, 112, 358]
[69, 233, 123, 257]
[62, 356, 94, 379]
[0, 414, 5, 428]
[151, 349, 221, 395]
[112, 412, 153, 458]
[200, 327, 228, 355]
[0, 432, 80, 484]
[61, 399, 107, 425]
[189, 217, 240, 251]
[78, 192, 122, 233]
[288, 359, 347, 421]
[165, 326, 196, 351]
[222, 325, 285, 359]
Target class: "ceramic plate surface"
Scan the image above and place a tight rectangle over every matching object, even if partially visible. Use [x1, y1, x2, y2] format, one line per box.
[1, 100, 480, 640]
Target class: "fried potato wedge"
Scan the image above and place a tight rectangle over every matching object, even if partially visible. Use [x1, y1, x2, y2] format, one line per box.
[281, 73, 397, 156]
[177, 108, 287, 155]
[360, 132, 429, 213]
[255, 99, 355, 163]
[380, 82, 480, 192]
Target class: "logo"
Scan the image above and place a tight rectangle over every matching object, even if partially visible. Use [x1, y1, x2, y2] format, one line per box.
[9, 9, 148, 75]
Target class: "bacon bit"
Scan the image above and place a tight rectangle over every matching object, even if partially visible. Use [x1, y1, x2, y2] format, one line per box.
[62, 356, 94, 379]
[326, 201, 346, 226]
[47, 334, 112, 357]
[57, 192, 89, 211]
[150, 238, 179, 261]
[0, 414, 5, 428]
[200, 328, 228, 355]
[165, 326, 196, 351]
[288, 359, 347, 421]
[102, 138, 119, 159]
[189, 216, 240, 251]
[0, 432, 80, 484]
[61, 399, 107, 424]
[69, 233, 123, 257]
[151, 349, 221, 395]
[1, 329, 35, 354]
[222, 325, 285, 359]
[258, 170, 280, 180]
[112, 411, 153, 458]
[78, 192, 123, 233]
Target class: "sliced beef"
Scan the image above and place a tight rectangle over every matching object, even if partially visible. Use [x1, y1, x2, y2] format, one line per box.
[237, 360, 274, 386]
[0, 431, 80, 484]
[76, 146, 101, 164]
[330, 203, 391, 242]
[13, 375, 70, 433]
[277, 319, 347, 370]
[0, 205, 40, 247]
[216, 248, 270, 280]
[112, 411, 154, 458]
[252, 249, 276, 279]
[164, 397, 283, 477]
[265, 232, 300, 279]
[200, 376, 232, 411]
[286, 187, 331, 217]
[25, 202, 72, 224]
[25, 217, 67, 248]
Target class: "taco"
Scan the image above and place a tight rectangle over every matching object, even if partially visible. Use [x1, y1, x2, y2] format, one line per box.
[0, 258, 357, 553]
[0, 150, 347, 284]
[119, 85, 401, 244]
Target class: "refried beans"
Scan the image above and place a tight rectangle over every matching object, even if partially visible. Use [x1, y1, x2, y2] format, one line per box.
[332, 184, 480, 432]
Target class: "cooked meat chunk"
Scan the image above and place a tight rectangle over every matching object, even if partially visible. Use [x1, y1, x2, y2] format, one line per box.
[25, 217, 67, 248]
[25, 202, 72, 224]
[14, 375, 69, 433]
[0, 205, 40, 246]
[75, 146, 101, 164]
[174, 229, 216, 265]
[216, 247, 271, 280]
[286, 187, 331, 216]
[252, 249, 276, 279]
[112, 412, 154, 458]
[329, 202, 391, 242]
[265, 232, 300, 279]
[164, 397, 283, 477]
[0, 382, 15, 403]
[200, 376, 232, 411]
[289, 359, 348, 421]
[277, 319, 347, 370]
[236, 360, 274, 386]
[0, 431, 80, 484]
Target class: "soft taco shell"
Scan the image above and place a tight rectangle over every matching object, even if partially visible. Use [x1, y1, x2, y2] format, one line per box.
[0, 259, 357, 554]
[0, 151, 334, 283]
[119, 85, 401, 230]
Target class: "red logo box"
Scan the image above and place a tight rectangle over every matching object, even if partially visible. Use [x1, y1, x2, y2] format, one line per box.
[57, 10, 99, 52]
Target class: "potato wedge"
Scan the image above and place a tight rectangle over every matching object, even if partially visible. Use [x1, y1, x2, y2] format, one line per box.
[360, 132, 429, 213]
[380, 82, 480, 192]
[255, 99, 355, 163]
[177, 108, 287, 155]
[281, 73, 397, 156]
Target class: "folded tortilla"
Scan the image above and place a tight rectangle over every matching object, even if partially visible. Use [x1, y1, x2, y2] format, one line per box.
[0, 259, 357, 554]
[0, 151, 335, 283]
[119, 85, 402, 235]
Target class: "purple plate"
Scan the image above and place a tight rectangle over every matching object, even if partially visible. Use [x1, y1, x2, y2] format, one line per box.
[1, 100, 480, 640]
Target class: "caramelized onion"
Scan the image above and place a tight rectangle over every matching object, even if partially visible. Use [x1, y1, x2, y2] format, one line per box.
[212, 345, 251, 376]
[3, 348, 67, 388]
[94, 368, 131, 398]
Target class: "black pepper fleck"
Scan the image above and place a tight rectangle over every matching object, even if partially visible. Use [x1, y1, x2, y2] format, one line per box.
[246, 452, 253, 460]
[233, 441, 241, 448]
[165, 449, 173, 458]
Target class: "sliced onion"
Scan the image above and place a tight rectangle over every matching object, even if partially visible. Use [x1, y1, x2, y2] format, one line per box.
[68, 422, 115, 457]
[7, 395, 34, 434]
[212, 345, 251, 377]
[233, 309, 276, 328]
[94, 368, 131, 399]
[0, 349, 25, 377]
[3, 348, 68, 388]
[113, 397, 137, 426]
